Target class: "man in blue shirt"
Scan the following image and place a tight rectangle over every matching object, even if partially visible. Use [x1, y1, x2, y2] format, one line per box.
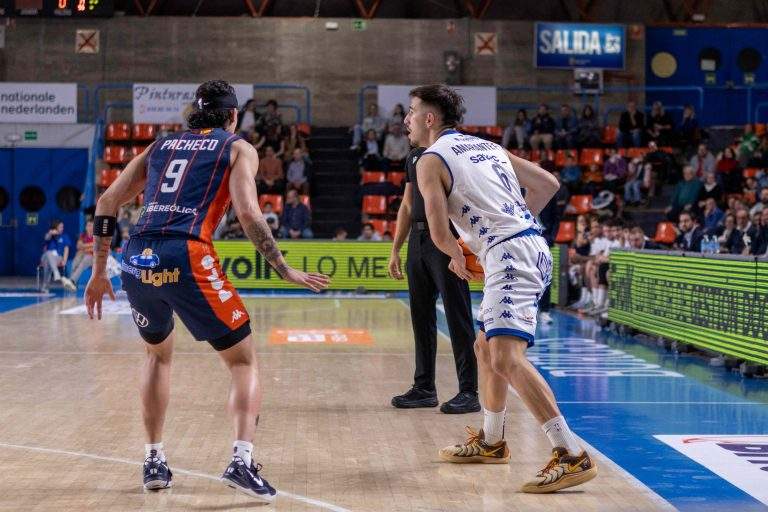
[279, 189, 313, 239]
[41, 219, 76, 291]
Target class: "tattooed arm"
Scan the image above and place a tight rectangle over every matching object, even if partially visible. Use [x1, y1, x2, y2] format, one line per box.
[229, 140, 329, 292]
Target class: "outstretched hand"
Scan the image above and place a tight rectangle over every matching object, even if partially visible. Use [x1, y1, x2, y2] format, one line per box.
[84, 274, 116, 320]
[281, 267, 331, 293]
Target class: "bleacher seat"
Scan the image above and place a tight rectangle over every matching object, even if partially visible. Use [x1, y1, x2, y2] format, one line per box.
[555, 221, 575, 244]
[568, 195, 593, 215]
[579, 148, 604, 167]
[132, 123, 156, 141]
[755, 123, 766, 137]
[259, 194, 283, 214]
[744, 168, 760, 178]
[530, 149, 554, 162]
[103, 145, 127, 164]
[131, 145, 149, 158]
[299, 194, 311, 210]
[653, 221, 677, 245]
[484, 126, 503, 139]
[555, 149, 576, 168]
[362, 195, 387, 215]
[106, 123, 131, 141]
[627, 147, 650, 159]
[99, 169, 120, 188]
[388, 172, 406, 187]
[297, 123, 311, 137]
[159, 123, 182, 133]
[361, 171, 386, 184]
[602, 125, 617, 145]
[370, 219, 388, 236]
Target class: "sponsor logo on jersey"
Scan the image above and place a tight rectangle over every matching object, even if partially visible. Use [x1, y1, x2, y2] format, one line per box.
[144, 202, 199, 216]
[537, 251, 553, 285]
[141, 268, 181, 287]
[120, 261, 141, 279]
[130, 248, 160, 268]
[231, 309, 245, 323]
[132, 308, 149, 328]
[200, 254, 233, 303]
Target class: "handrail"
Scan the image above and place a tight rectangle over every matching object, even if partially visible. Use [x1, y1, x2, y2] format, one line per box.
[357, 84, 378, 125]
[92, 82, 133, 122]
[82, 117, 105, 229]
[253, 84, 312, 123]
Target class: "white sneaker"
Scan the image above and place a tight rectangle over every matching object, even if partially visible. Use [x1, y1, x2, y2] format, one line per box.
[60, 277, 77, 291]
[539, 311, 553, 324]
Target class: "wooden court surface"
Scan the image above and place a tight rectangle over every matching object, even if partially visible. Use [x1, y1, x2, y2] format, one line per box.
[0, 296, 673, 511]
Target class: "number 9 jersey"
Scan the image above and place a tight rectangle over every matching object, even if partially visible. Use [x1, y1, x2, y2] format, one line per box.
[422, 129, 540, 262]
[133, 127, 242, 243]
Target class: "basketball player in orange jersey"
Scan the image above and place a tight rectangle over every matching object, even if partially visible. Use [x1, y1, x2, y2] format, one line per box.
[85, 80, 329, 502]
[406, 84, 597, 493]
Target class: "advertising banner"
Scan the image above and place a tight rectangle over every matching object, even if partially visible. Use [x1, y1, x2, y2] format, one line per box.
[0, 83, 78, 123]
[377, 85, 497, 126]
[534, 22, 625, 69]
[133, 83, 253, 124]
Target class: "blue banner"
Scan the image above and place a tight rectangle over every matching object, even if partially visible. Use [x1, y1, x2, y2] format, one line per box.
[534, 22, 625, 70]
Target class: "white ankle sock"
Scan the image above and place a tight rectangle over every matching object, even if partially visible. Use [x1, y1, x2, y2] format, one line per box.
[594, 288, 605, 307]
[145, 442, 166, 462]
[483, 408, 506, 445]
[233, 440, 254, 467]
[542, 415, 582, 455]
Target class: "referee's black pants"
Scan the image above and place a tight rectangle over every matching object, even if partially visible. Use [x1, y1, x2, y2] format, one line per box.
[406, 229, 478, 393]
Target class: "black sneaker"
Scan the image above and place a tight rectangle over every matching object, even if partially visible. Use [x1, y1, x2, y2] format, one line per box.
[440, 391, 481, 414]
[391, 387, 438, 408]
[221, 457, 276, 503]
[143, 450, 172, 490]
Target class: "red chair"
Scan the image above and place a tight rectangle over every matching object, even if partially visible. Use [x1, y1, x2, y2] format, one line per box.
[602, 125, 617, 145]
[388, 172, 406, 187]
[98, 169, 120, 188]
[362, 195, 387, 215]
[555, 149, 577, 168]
[370, 219, 388, 235]
[555, 221, 576, 244]
[103, 145, 127, 164]
[653, 221, 677, 245]
[297, 123, 311, 137]
[627, 147, 650, 159]
[299, 194, 311, 210]
[159, 123, 182, 133]
[132, 123, 156, 141]
[579, 148, 604, 167]
[131, 145, 149, 158]
[568, 195, 593, 215]
[105, 123, 130, 141]
[660, 146, 674, 154]
[744, 168, 760, 179]
[259, 194, 283, 214]
[361, 171, 386, 184]
[617, 148, 627, 157]
[755, 123, 766, 137]
[485, 126, 503, 139]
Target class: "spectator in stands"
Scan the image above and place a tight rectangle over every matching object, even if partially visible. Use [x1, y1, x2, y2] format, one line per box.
[698, 172, 723, 207]
[748, 137, 768, 168]
[69, 219, 94, 286]
[40, 220, 75, 292]
[280, 190, 313, 239]
[357, 222, 382, 241]
[577, 105, 601, 148]
[744, 177, 759, 203]
[554, 104, 578, 149]
[570, 218, 607, 310]
[262, 201, 280, 226]
[560, 153, 581, 192]
[624, 157, 645, 206]
[750, 188, 768, 217]
[677, 104, 699, 150]
[629, 226, 660, 250]
[716, 147, 741, 193]
[262, 99, 283, 152]
[702, 198, 725, 235]
[383, 123, 410, 167]
[388, 103, 405, 130]
[690, 143, 716, 178]
[586, 219, 623, 314]
[752, 208, 768, 255]
[257, 146, 285, 194]
[674, 211, 704, 252]
[645, 141, 675, 189]
[117, 206, 134, 232]
[617, 100, 645, 148]
[743, 210, 764, 255]
[718, 214, 744, 254]
[283, 124, 307, 161]
[286, 148, 311, 194]
[603, 148, 628, 189]
[237, 99, 260, 138]
[352, 103, 387, 150]
[222, 219, 245, 239]
[646, 101, 673, 146]
[582, 163, 603, 196]
[249, 130, 266, 153]
[667, 166, 703, 220]
[502, 109, 530, 150]
[332, 227, 348, 241]
[529, 104, 555, 151]
[113, 226, 131, 252]
[738, 124, 760, 166]
[361, 129, 384, 170]
[382, 231, 393, 241]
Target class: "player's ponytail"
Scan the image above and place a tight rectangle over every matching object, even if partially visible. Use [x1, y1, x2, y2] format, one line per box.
[187, 79, 238, 129]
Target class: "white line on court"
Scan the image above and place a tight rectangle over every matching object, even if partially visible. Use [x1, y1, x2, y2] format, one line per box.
[0, 441, 352, 512]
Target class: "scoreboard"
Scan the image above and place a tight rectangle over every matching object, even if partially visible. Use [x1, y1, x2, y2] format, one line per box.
[1, 0, 113, 17]
[608, 250, 768, 365]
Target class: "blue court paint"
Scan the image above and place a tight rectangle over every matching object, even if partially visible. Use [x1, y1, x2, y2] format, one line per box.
[0, 291, 57, 313]
[428, 302, 768, 511]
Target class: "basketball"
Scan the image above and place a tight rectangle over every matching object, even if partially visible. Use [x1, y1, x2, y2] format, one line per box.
[458, 238, 483, 276]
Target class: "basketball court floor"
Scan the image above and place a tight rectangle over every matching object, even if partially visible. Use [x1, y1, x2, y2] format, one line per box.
[1, 288, 766, 511]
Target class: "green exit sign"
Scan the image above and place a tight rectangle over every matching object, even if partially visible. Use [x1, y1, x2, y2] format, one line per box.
[24, 130, 37, 141]
[352, 19, 367, 31]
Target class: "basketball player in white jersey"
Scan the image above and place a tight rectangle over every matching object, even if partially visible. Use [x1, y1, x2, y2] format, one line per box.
[405, 84, 597, 493]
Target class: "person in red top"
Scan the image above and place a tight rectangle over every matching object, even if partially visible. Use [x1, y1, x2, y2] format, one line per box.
[716, 146, 741, 193]
[70, 219, 95, 285]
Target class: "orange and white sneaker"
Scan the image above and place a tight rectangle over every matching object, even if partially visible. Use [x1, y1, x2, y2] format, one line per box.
[521, 447, 597, 493]
[439, 426, 510, 464]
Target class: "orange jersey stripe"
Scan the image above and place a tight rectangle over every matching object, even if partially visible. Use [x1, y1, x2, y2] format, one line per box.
[199, 166, 231, 243]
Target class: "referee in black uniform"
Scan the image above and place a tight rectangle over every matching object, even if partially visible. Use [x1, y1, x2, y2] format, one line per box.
[387, 147, 479, 413]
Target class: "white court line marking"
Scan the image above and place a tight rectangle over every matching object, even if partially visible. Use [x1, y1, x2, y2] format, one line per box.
[0, 441, 352, 512]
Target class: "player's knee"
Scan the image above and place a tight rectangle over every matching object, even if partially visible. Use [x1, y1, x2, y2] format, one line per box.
[474, 336, 491, 365]
[489, 349, 518, 376]
[145, 345, 172, 365]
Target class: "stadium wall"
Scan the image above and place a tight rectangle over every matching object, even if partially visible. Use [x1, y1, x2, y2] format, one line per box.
[0, 17, 645, 125]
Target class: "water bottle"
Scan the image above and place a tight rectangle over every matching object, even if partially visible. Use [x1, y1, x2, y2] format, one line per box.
[700, 235, 709, 254]
[712, 236, 720, 255]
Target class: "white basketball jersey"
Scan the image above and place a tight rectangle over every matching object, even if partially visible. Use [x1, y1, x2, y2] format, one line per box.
[423, 130, 538, 261]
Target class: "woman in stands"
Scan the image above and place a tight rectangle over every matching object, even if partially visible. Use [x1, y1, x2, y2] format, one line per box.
[577, 105, 601, 148]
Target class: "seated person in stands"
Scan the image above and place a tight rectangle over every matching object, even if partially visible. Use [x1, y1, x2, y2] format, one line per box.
[332, 227, 348, 241]
[644, 140, 675, 186]
[502, 109, 530, 150]
[257, 146, 285, 194]
[750, 208, 768, 255]
[738, 124, 760, 166]
[624, 157, 645, 206]
[262, 201, 280, 226]
[581, 163, 603, 196]
[718, 213, 744, 254]
[577, 105, 601, 148]
[237, 99, 260, 139]
[628, 226, 661, 250]
[280, 189, 313, 239]
[529, 104, 555, 150]
[222, 218, 245, 239]
[749, 187, 768, 217]
[357, 222, 382, 241]
[603, 148, 628, 188]
[351, 103, 387, 150]
[569, 217, 605, 309]
[70, 219, 95, 286]
[382, 231, 393, 241]
[554, 104, 578, 149]
[645, 101, 673, 146]
[743, 177, 760, 202]
[701, 197, 725, 236]
[716, 147, 741, 193]
[286, 148, 311, 195]
[666, 166, 702, 221]
[283, 124, 307, 161]
[261, 99, 284, 152]
[113, 226, 131, 253]
[698, 172, 723, 207]
[674, 211, 704, 252]
[560, 154, 581, 192]
[617, 100, 644, 148]
[40, 219, 75, 292]
[361, 129, 383, 170]
[677, 104, 699, 150]
[689, 143, 716, 178]
[382, 123, 410, 168]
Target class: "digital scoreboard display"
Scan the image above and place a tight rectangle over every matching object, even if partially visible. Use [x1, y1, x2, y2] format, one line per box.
[608, 250, 768, 365]
[1, 0, 113, 17]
